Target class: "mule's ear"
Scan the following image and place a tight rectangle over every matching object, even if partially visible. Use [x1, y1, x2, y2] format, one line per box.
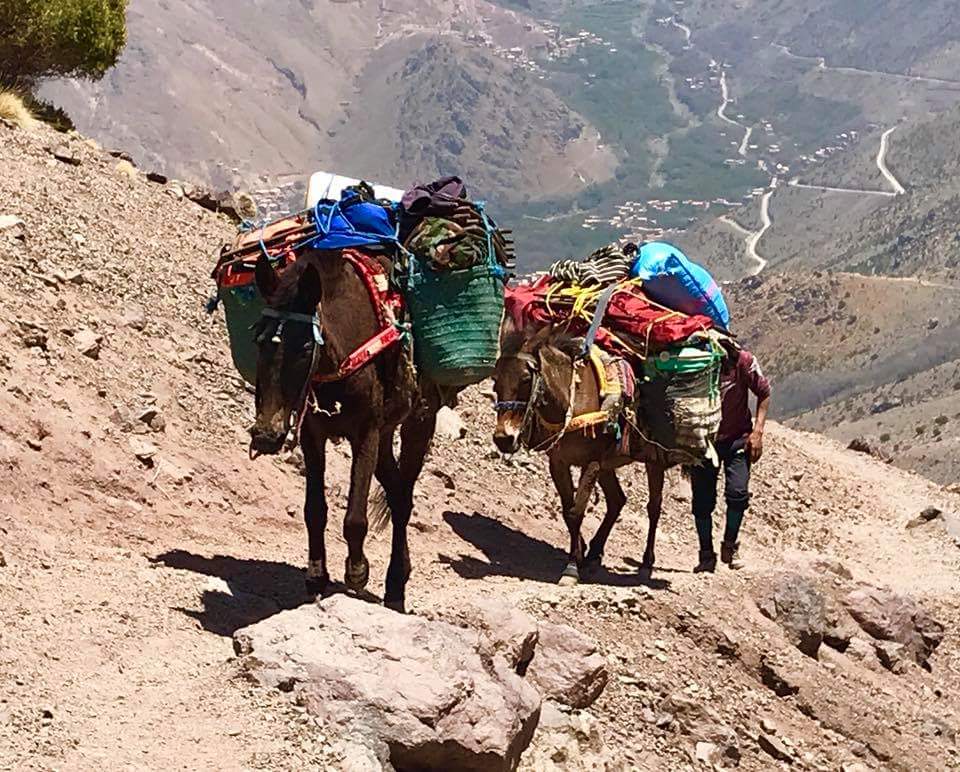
[255, 251, 278, 298]
[298, 260, 322, 305]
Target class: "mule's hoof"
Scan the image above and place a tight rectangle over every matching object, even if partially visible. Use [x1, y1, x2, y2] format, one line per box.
[345, 558, 370, 592]
[558, 563, 580, 587]
[637, 562, 653, 580]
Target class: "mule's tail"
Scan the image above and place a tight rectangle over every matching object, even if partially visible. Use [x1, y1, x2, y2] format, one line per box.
[368, 485, 392, 534]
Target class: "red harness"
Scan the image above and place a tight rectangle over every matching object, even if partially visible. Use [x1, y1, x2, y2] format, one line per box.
[313, 249, 406, 383]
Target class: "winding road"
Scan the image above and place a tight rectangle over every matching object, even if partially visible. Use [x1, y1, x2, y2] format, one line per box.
[771, 43, 960, 87]
[877, 127, 906, 194]
[717, 71, 752, 158]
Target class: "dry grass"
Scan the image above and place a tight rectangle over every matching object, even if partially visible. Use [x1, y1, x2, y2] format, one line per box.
[0, 90, 40, 130]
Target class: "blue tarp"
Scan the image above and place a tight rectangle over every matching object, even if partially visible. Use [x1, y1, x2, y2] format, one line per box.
[630, 241, 730, 328]
[308, 192, 398, 250]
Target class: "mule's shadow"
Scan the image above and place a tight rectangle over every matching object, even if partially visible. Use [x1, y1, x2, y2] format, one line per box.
[152, 550, 339, 637]
[440, 511, 669, 590]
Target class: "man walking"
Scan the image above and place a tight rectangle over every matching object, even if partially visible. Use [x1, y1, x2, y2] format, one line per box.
[691, 343, 771, 572]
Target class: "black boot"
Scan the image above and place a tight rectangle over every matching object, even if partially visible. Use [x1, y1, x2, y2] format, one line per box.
[694, 549, 717, 573]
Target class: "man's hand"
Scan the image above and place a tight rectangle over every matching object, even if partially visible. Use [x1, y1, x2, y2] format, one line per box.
[747, 430, 764, 463]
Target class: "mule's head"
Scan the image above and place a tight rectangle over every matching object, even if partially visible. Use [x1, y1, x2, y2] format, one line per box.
[492, 330, 537, 454]
[492, 327, 576, 454]
[248, 252, 322, 456]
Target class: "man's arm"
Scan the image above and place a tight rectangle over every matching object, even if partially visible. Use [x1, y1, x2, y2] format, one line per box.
[744, 352, 771, 463]
[748, 395, 770, 462]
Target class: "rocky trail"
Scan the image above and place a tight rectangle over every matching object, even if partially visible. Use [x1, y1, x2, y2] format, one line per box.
[3, 120, 960, 770]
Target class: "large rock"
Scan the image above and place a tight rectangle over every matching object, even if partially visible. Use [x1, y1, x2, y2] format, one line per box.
[753, 572, 827, 658]
[754, 571, 860, 657]
[843, 586, 944, 668]
[526, 621, 608, 709]
[444, 599, 539, 674]
[234, 595, 541, 772]
[435, 407, 467, 441]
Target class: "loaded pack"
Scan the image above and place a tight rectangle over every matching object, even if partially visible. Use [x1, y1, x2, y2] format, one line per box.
[209, 175, 513, 393]
[508, 241, 731, 464]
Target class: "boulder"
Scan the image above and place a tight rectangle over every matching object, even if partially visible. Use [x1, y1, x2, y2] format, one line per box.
[444, 599, 539, 674]
[115, 159, 139, 181]
[526, 621, 608, 709]
[234, 595, 541, 772]
[183, 184, 258, 222]
[843, 585, 944, 668]
[0, 215, 25, 240]
[753, 572, 826, 658]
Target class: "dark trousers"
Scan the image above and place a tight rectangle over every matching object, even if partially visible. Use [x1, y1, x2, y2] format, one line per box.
[690, 438, 750, 554]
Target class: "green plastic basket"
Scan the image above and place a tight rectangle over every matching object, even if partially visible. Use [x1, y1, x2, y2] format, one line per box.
[404, 261, 505, 387]
[219, 279, 264, 386]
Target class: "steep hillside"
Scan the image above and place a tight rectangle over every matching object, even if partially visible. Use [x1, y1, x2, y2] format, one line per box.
[3, 118, 960, 770]
[727, 272, 960, 486]
[40, 0, 610, 200]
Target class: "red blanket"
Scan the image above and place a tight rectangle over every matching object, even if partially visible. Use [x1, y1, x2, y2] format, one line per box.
[505, 276, 713, 361]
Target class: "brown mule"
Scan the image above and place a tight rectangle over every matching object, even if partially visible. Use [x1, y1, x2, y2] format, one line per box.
[492, 328, 677, 585]
[248, 248, 443, 612]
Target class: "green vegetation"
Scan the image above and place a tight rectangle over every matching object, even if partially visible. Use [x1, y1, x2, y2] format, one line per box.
[0, 0, 127, 88]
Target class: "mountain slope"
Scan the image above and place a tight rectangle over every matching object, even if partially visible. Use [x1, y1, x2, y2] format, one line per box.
[41, 0, 612, 199]
[3, 118, 960, 770]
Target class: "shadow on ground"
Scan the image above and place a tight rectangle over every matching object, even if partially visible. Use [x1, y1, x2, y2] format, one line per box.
[152, 550, 320, 636]
[441, 511, 669, 589]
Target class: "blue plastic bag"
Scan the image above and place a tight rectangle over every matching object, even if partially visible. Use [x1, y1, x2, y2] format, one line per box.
[630, 242, 730, 328]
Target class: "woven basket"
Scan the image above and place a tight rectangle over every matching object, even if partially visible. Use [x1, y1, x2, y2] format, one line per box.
[219, 280, 264, 386]
[405, 261, 505, 387]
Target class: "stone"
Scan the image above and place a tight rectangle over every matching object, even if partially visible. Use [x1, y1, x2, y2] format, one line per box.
[758, 732, 793, 763]
[16, 320, 48, 350]
[526, 621, 608, 709]
[844, 637, 881, 670]
[49, 143, 81, 165]
[874, 640, 908, 674]
[435, 407, 467, 441]
[810, 558, 853, 580]
[74, 329, 103, 359]
[183, 185, 258, 222]
[445, 600, 539, 674]
[146, 171, 169, 184]
[753, 572, 826, 658]
[234, 595, 541, 772]
[129, 437, 159, 466]
[760, 717, 778, 735]
[695, 741, 718, 765]
[519, 702, 616, 771]
[847, 437, 878, 456]
[759, 657, 801, 698]
[870, 398, 902, 415]
[843, 585, 944, 667]
[0, 215, 25, 239]
[123, 306, 147, 331]
[137, 407, 166, 433]
[115, 159, 139, 180]
[906, 507, 943, 529]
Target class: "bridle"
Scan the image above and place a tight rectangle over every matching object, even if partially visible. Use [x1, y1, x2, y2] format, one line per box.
[250, 308, 325, 458]
[494, 352, 571, 451]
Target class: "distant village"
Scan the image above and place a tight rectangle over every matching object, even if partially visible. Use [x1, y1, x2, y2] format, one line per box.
[248, 10, 871, 245]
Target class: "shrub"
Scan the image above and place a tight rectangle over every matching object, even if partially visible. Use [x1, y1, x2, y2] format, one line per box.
[934, 414, 949, 426]
[0, 0, 127, 89]
[879, 433, 891, 443]
[0, 89, 38, 129]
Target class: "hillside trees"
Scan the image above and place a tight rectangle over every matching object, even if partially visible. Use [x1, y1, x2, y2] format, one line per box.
[0, 0, 127, 89]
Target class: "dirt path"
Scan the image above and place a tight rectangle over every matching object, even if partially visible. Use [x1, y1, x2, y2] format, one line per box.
[717, 70, 753, 159]
[877, 125, 907, 194]
[771, 43, 960, 86]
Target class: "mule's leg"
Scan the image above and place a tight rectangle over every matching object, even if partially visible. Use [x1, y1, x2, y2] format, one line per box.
[301, 421, 329, 596]
[381, 408, 437, 612]
[639, 463, 665, 576]
[585, 470, 627, 571]
[552, 456, 599, 587]
[343, 426, 379, 592]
